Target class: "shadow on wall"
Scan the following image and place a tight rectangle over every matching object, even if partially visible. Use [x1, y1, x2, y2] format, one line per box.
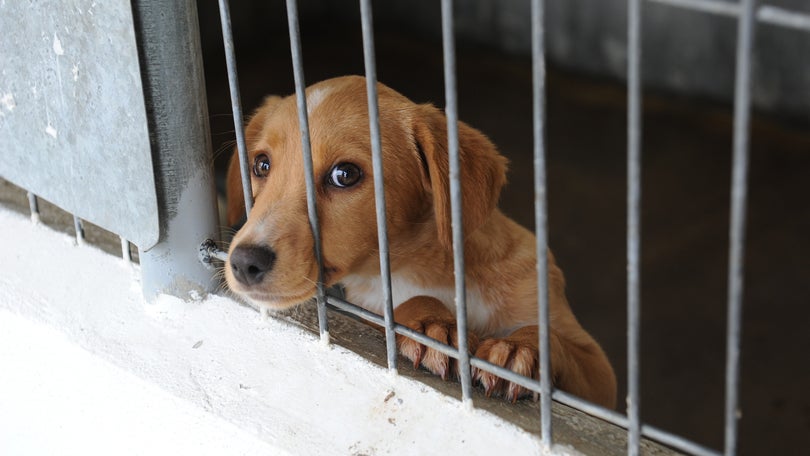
[200, 0, 810, 117]
[197, 2, 810, 455]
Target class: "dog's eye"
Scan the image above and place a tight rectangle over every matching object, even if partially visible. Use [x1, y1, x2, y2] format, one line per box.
[327, 163, 362, 188]
[252, 153, 271, 178]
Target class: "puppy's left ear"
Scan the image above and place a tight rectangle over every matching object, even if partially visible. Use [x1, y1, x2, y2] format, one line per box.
[412, 104, 508, 248]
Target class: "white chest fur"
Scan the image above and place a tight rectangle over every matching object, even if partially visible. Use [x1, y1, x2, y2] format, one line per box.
[340, 273, 493, 334]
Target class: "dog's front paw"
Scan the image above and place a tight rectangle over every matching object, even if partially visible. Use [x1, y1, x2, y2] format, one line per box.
[474, 326, 540, 402]
[394, 296, 479, 380]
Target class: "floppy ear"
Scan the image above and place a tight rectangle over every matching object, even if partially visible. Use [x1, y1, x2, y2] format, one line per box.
[226, 95, 283, 227]
[412, 104, 508, 249]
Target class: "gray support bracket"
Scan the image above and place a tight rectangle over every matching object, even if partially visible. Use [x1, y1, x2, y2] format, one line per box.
[131, 0, 220, 301]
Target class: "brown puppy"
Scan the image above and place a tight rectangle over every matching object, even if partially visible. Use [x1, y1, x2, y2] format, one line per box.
[225, 76, 616, 408]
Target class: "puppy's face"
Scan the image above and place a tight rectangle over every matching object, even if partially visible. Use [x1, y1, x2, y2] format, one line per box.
[225, 76, 506, 310]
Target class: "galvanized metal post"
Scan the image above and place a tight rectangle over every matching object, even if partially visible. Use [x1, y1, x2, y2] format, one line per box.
[132, 0, 220, 301]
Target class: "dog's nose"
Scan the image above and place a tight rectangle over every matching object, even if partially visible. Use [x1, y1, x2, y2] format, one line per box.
[230, 244, 276, 286]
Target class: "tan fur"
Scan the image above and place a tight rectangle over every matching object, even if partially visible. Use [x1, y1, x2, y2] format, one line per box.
[225, 76, 617, 408]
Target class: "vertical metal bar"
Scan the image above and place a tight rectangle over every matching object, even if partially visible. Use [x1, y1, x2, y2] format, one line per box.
[531, 0, 553, 450]
[131, 0, 220, 301]
[285, 0, 329, 340]
[725, 1, 756, 454]
[627, 0, 643, 454]
[121, 237, 132, 262]
[73, 215, 85, 245]
[359, 0, 397, 373]
[217, 0, 254, 216]
[440, 0, 473, 405]
[27, 192, 40, 223]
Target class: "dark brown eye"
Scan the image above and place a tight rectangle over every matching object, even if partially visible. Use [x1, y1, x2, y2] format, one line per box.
[253, 153, 271, 178]
[327, 163, 362, 188]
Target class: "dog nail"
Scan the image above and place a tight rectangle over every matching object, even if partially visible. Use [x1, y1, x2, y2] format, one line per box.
[412, 346, 424, 368]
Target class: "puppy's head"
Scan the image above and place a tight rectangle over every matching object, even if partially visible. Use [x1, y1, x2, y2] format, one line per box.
[225, 76, 507, 309]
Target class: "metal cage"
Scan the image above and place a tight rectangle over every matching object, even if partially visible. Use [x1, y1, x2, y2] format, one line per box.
[212, 1, 810, 455]
[6, 0, 810, 454]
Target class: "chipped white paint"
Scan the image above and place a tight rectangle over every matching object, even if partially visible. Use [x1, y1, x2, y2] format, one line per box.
[71, 63, 79, 81]
[45, 123, 57, 138]
[0, 92, 15, 112]
[52, 33, 64, 55]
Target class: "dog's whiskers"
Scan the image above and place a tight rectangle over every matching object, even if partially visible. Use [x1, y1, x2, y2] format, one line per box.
[213, 139, 239, 160]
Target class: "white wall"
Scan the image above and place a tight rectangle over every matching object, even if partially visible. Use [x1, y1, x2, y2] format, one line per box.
[0, 206, 567, 456]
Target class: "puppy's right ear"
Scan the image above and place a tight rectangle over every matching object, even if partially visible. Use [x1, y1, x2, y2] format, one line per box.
[226, 95, 283, 228]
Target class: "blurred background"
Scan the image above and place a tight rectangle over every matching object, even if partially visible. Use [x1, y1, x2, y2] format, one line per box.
[197, 1, 810, 454]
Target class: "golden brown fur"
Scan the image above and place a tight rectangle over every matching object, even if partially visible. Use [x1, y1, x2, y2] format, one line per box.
[225, 76, 617, 408]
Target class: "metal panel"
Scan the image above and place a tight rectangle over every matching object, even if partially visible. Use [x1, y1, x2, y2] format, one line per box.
[0, 0, 158, 249]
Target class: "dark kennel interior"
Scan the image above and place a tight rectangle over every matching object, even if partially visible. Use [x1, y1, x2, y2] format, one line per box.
[197, 2, 810, 455]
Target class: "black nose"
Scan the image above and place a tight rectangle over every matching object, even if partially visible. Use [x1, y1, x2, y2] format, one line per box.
[230, 245, 276, 286]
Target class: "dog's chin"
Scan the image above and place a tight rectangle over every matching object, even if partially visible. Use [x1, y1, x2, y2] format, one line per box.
[237, 288, 317, 311]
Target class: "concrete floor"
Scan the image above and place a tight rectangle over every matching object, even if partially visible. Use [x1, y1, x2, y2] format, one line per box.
[199, 13, 810, 455]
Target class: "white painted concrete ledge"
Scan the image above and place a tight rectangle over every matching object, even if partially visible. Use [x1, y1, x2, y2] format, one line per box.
[0, 206, 570, 455]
